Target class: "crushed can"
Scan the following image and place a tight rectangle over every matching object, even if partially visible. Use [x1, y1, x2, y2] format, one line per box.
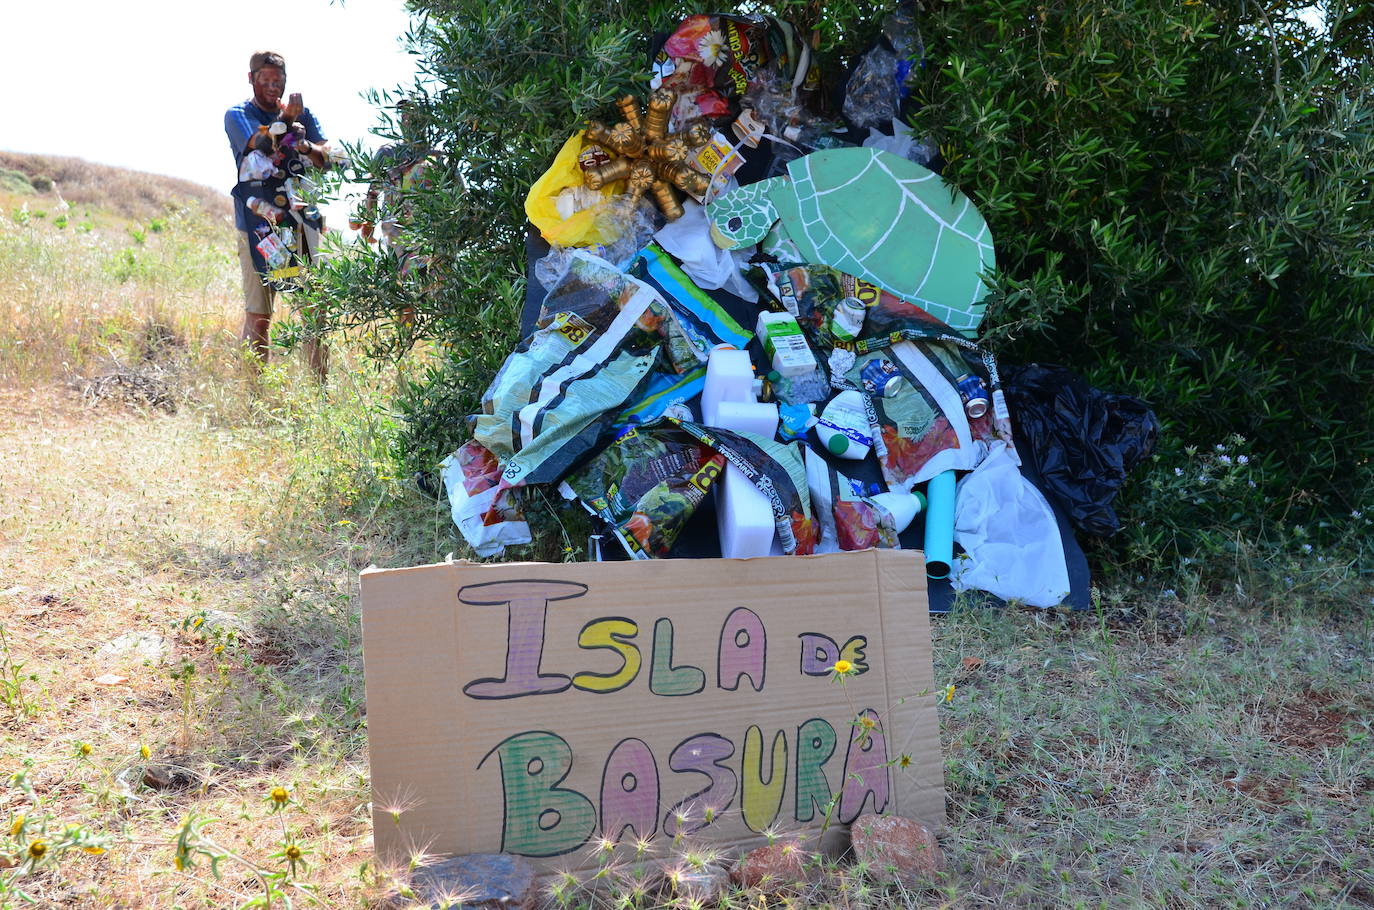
[955, 373, 990, 419]
[861, 358, 902, 397]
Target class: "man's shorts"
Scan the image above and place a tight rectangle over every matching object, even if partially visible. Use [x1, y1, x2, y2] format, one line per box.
[237, 232, 277, 316]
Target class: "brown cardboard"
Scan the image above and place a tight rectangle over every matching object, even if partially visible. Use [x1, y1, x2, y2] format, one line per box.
[360, 549, 944, 871]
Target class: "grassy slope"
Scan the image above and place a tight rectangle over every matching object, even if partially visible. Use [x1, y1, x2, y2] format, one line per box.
[0, 154, 1371, 908]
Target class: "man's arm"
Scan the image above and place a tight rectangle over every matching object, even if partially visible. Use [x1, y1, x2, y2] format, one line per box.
[295, 103, 331, 170]
[225, 106, 257, 164]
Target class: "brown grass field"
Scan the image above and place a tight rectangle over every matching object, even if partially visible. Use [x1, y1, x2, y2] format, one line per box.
[0, 154, 1371, 909]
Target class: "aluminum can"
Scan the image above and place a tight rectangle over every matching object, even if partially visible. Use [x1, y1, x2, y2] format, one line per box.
[955, 373, 990, 419]
[860, 358, 902, 397]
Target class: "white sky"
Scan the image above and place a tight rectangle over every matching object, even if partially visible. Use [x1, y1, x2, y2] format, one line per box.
[0, 0, 420, 225]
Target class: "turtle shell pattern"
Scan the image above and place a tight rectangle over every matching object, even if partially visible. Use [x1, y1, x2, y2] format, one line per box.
[784, 147, 995, 334]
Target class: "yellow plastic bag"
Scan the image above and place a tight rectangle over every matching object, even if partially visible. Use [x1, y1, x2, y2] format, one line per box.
[524, 131, 624, 247]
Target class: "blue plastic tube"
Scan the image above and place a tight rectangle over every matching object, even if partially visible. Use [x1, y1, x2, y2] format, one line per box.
[923, 469, 956, 580]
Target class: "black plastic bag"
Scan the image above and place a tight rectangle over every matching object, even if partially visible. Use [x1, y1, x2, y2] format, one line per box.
[1002, 364, 1159, 537]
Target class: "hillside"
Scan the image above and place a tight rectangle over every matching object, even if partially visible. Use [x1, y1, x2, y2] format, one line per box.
[0, 150, 233, 225]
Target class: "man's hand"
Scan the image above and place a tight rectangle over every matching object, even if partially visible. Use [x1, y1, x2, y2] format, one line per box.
[284, 92, 304, 123]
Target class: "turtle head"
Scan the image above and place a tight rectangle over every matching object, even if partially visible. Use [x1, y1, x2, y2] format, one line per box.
[707, 179, 781, 249]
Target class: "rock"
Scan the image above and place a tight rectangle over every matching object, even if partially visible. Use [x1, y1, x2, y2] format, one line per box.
[398, 853, 537, 910]
[732, 841, 816, 891]
[141, 763, 194, 791]
[97, 632, 172, 663]
[661, 864, 730, 903]
[850, 813, 945, 886]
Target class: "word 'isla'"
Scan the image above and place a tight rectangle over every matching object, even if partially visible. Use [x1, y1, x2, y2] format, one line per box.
[458, 579, 869, 699]
[478, 715, 892, 857]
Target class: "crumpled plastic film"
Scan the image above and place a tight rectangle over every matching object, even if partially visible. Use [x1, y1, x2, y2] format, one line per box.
[953, 446, 1070, 607]
[1002, 363, 1159, 537]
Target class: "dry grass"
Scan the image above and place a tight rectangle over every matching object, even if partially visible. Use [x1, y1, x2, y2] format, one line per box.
[0, 151, 231, 225]
[1, 156, 1372, 909]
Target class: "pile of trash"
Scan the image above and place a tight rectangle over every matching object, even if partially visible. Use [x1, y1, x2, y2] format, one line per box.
[439, 8, 1157, 609]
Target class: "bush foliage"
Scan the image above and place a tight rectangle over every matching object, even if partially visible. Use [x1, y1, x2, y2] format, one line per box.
[308, 0, 1374, 577]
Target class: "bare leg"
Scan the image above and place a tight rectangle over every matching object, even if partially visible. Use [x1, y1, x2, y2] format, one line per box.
[241, 311, 272, 366]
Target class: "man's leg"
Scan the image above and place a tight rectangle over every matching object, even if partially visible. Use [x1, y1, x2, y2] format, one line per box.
[237, 232, 275, 366]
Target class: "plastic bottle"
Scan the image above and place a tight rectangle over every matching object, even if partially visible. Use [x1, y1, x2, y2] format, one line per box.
[869, 490, 926, 533]
[814, 390, 873, 460]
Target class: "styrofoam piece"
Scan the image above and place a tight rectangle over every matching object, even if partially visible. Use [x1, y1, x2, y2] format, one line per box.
[714, 400, 779, 439]
[717, 463, 776, 558]
[701, 347, 754, 426]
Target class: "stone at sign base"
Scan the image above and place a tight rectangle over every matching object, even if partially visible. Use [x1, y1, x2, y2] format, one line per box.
[732, 840, 818, 891]
[391, 853, 536, 910]
[850, 813, 945, 885]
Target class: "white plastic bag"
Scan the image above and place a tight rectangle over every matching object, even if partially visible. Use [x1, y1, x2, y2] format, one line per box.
[952, 446, 1070, 607]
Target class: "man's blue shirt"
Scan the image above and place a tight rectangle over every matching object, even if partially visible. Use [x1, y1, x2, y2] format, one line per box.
[225, 99, 325, 230]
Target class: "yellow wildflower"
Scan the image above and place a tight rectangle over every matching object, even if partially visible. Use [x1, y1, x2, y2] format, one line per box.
[832, 659, 853, 675]
[270, 786, 290, 805]
[27, 840, 46, 861]
[284, 844, 302, 861]
[83, 846, 106, 856]
[9, 814, 24, 837]
[943, 684, 956, 703]
[140, 745, 151, 760]
[78, 742, 92, 757]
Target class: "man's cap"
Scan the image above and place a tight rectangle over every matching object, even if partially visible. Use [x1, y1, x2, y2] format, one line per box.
[249, 51, 286, 75]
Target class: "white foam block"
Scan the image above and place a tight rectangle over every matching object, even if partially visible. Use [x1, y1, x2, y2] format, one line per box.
[714, 400, 779, 439]
[701, 348, 754, 426]
[717, 464, 776, 558]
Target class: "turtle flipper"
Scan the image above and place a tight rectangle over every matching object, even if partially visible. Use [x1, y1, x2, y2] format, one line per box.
[707, 178, 785, 249]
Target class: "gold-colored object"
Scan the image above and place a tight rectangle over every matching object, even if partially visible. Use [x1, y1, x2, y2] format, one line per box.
[651, 180, 683, 221]
[683, 119, 714, 148]
[668, 164, 711, 197]
[607, 122, 645, 157]
[644, 88, 676, 141]
[585, 120, 616, 147]
[584, 157, 633, 191]
[648, 135, 691, 167]
[626, 161, 656, 204]
[615, 95, 643, 133]
[579, 87, 718, 221]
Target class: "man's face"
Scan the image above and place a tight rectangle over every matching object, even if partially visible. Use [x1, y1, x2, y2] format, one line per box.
[249, 65, 286, 110]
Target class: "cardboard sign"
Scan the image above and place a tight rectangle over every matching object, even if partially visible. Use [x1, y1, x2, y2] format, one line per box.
[361, 549, 944, 870]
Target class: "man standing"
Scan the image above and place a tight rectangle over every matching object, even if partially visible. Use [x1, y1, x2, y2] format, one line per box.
[225, 50, 330, 376]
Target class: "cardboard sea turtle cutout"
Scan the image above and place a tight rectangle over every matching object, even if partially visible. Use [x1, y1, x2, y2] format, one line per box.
[708, 147, 995, 334]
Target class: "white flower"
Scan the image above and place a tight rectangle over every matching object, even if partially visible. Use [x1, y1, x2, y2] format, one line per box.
[1353, 510, 1364, 519]
[1237, 455, 1249, 465]
[1174, 467, 1184, 476]
[1218, 455, 1232, 465]
[1215, 443, 1225, 452]
[697, 30, 727, 67]
[1301, 543, 1312, 554]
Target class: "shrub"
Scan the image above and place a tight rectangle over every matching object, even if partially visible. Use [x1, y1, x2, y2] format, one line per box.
[907, 0, 1374, 574]
[310, 1, 1373, 577]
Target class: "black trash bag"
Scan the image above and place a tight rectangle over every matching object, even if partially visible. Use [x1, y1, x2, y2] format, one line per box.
[1002, 364, 1159, 537]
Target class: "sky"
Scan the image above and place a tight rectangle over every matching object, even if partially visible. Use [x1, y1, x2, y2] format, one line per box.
[1, 0, 420, 225]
